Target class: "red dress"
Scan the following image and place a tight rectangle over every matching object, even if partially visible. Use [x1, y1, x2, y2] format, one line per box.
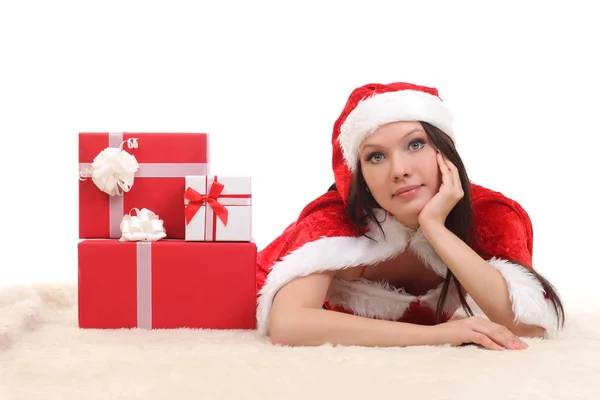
[255, 182, 557, 335]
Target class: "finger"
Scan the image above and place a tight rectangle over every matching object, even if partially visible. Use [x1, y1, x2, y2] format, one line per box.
[509, 332, 529, 349]
[441, 154, 462, 190]
[470, 332, 505, 351]
[448, 161, 462, 190]
[490, 322, 529, 349]
[475, 324, 527, 350]
[437, 152, 453, 186]
[437, 152, 457, 184]
[437, 151, 450, 174]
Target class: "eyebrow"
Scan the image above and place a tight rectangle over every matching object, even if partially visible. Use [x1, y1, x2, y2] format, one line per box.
[360, 128, 423, 152]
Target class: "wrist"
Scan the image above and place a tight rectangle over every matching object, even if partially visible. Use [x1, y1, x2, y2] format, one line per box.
[415, 323, 445, 346]
[418, 218, 447, 236]
[390, 321, 442, 347]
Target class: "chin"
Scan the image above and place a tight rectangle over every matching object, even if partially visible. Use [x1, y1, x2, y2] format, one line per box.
[385, 201, 427, 226]
[385, 206, 422, 226]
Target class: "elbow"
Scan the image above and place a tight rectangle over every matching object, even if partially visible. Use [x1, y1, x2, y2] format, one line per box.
[489, 258, 565, 338]
[268, 308, 319, 346]
[269, 324, 294, 347]
[511, 323, 546, 338]
[270, 332, 295, 347]
[268, 310, 301, 346]
[503, 297, 561, 339]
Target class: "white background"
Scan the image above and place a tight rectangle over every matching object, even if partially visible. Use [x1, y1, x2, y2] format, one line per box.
[1, 1, 598, 309]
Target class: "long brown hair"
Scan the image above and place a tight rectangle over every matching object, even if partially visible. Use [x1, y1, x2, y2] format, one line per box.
[331, 121, 565, 330]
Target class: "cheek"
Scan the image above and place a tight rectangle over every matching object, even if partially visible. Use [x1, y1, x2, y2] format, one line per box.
[430, 164, 442, 184]
[362, 167, 387, 193]
[419, 155, 442, 187]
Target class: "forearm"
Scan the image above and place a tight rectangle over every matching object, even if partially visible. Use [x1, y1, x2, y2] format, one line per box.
[269, 307, 436, 347]
[420, 221, 519, 330]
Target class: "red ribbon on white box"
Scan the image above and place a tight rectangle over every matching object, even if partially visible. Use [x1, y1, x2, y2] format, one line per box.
[184, 175, 251, 241]
[79, 132, 209, 238]
[136, 242, 152, 329]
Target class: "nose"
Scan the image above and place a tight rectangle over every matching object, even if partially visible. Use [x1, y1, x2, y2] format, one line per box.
[390, 153, 412, 180]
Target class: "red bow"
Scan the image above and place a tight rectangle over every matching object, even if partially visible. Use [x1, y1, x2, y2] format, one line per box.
[184, 182, 229, 226]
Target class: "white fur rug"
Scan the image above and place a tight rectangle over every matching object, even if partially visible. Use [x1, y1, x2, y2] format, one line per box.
[1, 283, 599, 400]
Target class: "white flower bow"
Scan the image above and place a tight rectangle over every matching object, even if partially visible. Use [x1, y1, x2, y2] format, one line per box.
[79, 138, 140, 196]
[119, 208, 167, 242]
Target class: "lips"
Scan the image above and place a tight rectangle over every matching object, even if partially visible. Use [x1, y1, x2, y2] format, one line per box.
[393, 185, 422, 197]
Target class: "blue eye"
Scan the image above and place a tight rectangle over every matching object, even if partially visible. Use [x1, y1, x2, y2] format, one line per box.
[409, 139, 426, 150]
[367, 152, 384, 163]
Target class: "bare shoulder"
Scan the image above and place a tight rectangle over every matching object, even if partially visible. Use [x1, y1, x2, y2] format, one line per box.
[334, 265, 364, 280]
[272, 270, 337, 311]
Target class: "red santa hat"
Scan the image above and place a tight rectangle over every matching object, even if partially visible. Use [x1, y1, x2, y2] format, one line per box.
[331, 82, 455, 204]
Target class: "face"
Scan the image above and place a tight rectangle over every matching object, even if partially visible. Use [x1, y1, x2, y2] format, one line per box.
[359, 121, 441, 229]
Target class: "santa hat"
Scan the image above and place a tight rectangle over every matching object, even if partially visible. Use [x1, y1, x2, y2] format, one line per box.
[331, 82, 455, 202]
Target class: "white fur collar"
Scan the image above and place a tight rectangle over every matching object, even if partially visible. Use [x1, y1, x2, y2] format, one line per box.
[256, 209, 560, 339]
[256, 210, 448, 335]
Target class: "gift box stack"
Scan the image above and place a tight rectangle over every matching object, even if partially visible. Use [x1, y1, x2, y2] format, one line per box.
[77, 132, 257, 330]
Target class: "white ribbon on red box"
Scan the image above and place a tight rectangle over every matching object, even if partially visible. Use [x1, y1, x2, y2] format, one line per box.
[120, 208, 166, 242]
[135, 242, 152, 329]
[78, 137, 140, 196]
[78, 132, 209, 238]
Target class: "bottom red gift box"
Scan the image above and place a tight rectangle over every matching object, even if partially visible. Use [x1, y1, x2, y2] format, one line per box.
[78, 239, 257, 330]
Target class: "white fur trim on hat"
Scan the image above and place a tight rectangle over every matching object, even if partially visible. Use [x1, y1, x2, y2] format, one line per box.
[338, 89, 455, 171]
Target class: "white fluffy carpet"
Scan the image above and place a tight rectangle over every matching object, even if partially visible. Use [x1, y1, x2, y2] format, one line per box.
[1, 283, 599, 400]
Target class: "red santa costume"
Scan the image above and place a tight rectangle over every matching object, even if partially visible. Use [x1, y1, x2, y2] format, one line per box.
[255, 82, 560, 340]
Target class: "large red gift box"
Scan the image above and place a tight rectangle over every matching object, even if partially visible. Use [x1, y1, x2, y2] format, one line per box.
[78, 239, 257, 330]
[78, 132, 210, 239]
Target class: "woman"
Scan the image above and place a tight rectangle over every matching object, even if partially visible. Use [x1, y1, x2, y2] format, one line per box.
[255, 82, 565, 350]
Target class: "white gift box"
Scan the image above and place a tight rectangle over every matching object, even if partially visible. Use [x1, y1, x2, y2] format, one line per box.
[184, 175, 252, 241]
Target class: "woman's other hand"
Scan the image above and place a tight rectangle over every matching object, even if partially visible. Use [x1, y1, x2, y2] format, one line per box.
[432, 316, 530, 350]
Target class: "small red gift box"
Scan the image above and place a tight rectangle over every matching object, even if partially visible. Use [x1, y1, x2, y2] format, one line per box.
[78, 132, 210, 239]
[77, 239, 257, 330]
